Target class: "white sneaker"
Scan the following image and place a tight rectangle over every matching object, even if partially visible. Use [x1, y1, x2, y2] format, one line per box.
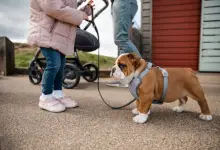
[56, 97, 79, 108]
[39, 100, 66, 113]
[53, 90, 79, 108]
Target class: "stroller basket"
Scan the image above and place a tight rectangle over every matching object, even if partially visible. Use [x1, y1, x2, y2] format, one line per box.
[75, 28, 100, 52]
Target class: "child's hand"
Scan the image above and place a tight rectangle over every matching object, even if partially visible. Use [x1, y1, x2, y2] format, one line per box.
[78, 0, 95, 16]
[78, 0, 94, 11]
[88, 0, 95, 8]
[83, 12, 88, 20]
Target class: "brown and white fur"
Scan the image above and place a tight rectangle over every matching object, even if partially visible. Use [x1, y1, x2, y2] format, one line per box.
[111, 53, 212, 124]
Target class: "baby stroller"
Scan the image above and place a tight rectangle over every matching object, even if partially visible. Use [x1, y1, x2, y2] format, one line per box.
[28, 0, 109, 89]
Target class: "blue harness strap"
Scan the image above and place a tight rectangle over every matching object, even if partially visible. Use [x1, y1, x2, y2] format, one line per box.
[153, 67, 169, 104]
[128, 63, 169, 104]
[139, 63, 153, 79]
[129, 63, 153, 99]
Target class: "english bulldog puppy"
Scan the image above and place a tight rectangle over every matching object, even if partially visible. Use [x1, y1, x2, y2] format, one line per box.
[111, 53, 212, 124]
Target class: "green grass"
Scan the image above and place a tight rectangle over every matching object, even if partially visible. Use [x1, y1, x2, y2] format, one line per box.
[15, 48, 36, 68]
[15, 43, 115, 69]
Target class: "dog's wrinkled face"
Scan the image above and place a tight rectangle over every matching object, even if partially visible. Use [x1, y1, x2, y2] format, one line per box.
[110, 53, 141, 84]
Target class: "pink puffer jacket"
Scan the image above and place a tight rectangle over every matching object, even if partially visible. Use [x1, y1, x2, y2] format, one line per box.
[27, 0, 84, 55]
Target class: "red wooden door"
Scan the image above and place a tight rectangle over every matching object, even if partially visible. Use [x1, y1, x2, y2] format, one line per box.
[152, 0, 201, 70]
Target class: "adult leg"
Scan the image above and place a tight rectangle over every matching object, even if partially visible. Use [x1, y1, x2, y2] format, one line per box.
[112, 0, 141, 57]
[106, 0, 141, 87]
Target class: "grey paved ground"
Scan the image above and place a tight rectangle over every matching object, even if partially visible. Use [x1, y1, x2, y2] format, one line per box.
[0, 74, 220, 150]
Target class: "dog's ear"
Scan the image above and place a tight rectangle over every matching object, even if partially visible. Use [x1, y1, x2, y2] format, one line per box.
[127, 53, 146, 77]
[127, 53, 142, 68]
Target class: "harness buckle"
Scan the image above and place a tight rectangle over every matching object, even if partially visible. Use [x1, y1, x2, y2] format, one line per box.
[161, 69, 169, 77]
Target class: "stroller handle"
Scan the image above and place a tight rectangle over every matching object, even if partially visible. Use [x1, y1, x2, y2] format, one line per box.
[83, 0, 109, 30]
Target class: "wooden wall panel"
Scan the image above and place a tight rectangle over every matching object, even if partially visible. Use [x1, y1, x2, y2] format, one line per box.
[152, 0, 201, 70]
[199, 0, 220, 72]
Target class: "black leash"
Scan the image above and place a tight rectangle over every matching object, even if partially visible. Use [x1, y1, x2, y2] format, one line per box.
[88, 7, 136, 109]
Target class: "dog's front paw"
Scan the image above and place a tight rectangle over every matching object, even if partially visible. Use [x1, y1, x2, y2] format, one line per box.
[172, 106, 184, 113]
[199, 114, 212, 121]
[133, 113, 148, 124]
[132, 108, 139, 115]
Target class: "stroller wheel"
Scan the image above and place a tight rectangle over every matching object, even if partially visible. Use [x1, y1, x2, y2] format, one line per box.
[28, 61, 43, 85]
[28, 69, 42, 85]
[82, 63, 98, 82]
[62, 63, 80, 89]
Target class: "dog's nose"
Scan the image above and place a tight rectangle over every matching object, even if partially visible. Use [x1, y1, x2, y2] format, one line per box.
[112, 68, 116, 73]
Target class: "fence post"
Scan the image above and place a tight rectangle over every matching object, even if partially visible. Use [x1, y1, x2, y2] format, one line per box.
[0, 37, 15, 76]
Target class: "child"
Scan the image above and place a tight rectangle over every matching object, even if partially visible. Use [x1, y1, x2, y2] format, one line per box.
[27, 0, 93, 112]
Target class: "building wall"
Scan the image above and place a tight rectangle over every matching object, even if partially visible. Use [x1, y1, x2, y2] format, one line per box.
[141, 0, 220, 72]
[141, 0, 152, 61]
[151, 0, 201, 70]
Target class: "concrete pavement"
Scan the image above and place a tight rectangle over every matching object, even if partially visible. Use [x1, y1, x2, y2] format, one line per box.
[0, 74, 220, 150]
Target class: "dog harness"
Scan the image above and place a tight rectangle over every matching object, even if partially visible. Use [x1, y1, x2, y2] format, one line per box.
[128, 63, 169, 104]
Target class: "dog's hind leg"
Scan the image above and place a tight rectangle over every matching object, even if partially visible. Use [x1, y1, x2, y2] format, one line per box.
[172, 96, 188, 113]
[186, 76, 212, 121]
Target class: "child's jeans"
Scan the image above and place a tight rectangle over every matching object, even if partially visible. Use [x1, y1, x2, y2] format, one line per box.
[111, 0, 141, 57]
[40, 47, 66, 95]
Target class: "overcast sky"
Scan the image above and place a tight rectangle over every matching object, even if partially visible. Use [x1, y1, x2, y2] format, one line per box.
[0, 0, 141, 57]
